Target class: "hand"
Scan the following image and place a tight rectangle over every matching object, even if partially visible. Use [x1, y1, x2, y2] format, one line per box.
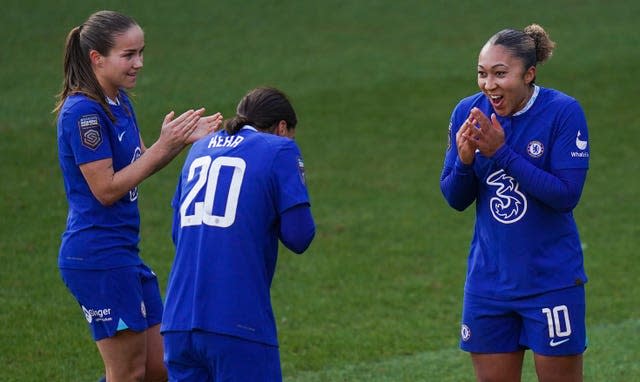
[158, 108, 205, 155]
[186, 112, 223, 144]
[468, 107, 505, 157]
[456, 116, 479, 165]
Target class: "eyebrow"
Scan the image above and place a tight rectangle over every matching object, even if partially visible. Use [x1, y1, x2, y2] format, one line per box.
[477, 64, 508, 69]
[122, 45, 144, 53]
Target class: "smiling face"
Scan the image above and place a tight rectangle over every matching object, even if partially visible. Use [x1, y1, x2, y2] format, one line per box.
[91, 25, 144, 99]
[477, 43, 536, 116]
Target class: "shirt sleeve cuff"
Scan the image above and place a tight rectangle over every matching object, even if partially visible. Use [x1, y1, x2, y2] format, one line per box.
[492, 144, 511, 167]
[454, 156, 474, 174]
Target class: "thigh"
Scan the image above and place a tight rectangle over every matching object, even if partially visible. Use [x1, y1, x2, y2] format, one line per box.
[96, 329, 147, 381]
[519, 286, 586, 356]
[533, 353, 583, 382]
[144, 324, 168, 382]
[163, 331, 211, 382]
[461, 292, 524, 353]
[471, 351, 525, 382]
[196, 332, 282, 382]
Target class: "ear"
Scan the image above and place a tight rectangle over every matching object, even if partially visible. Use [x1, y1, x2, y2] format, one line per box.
[275, 120, 288, 137]
[89, 50, 103, 66]
[524, 65, 536, 85]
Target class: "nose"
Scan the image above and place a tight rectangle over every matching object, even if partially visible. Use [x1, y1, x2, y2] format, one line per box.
[133, 54, 143, 69]
[483, 75, 497, 91]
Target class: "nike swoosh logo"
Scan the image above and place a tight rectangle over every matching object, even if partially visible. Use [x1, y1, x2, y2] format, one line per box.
[549, 338, 570, 347]
[118, 131, 126, 142]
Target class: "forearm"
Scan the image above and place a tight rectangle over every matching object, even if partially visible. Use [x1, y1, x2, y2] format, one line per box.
[280, 204, 315, 254]
[440, 158, 478, 211]
[81, 143, 181, 206]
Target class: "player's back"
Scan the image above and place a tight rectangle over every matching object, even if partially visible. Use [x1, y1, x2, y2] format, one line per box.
[164, 126, 309, 346]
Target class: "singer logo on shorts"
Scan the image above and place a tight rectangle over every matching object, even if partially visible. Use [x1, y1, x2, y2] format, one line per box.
[82, 305, 113, 323]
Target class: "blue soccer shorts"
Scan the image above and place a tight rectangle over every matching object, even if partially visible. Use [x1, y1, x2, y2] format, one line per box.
[60, 263, 163, 341]
[460, 285, 587, 356]
[163, 331, 282, 382]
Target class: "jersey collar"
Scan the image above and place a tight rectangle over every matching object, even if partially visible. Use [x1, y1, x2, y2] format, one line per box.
[106, 96, 120, 106]
[513, 85, 540, 117]
[241, 125, 258, 132]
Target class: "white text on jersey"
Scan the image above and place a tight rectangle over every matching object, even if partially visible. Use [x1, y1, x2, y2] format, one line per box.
[208, 135, 244, 149]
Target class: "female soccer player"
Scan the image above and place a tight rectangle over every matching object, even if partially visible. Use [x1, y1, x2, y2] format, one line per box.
[161, 87, 316, 381]
[440, 24, 590, 382]
[54, 10, 222, 381]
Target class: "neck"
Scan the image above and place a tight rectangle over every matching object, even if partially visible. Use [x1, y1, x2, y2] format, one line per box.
[515, 85, 534, 113]
[96, 76, 118, 100]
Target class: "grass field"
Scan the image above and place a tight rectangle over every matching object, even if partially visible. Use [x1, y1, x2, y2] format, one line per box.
[1, 0, 639, 381]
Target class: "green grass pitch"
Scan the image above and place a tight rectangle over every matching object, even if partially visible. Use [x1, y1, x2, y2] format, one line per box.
[1, 1, 638, 380]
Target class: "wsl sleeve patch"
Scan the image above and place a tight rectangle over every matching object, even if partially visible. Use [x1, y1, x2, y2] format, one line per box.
[78, 114, 103, 150]
[297, 156, 306, 185]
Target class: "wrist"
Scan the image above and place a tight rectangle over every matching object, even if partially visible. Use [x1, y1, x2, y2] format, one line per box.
[455, 156, 474, 172]
[492, 144, 511, 167]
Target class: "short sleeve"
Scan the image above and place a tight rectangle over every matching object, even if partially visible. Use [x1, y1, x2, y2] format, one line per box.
[61, 102, 113, 165]
[272, 140, 310, 214]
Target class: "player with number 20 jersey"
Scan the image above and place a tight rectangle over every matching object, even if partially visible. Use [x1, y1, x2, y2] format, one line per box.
[163, 126, 310, 344]
[161, 87, 315, 381]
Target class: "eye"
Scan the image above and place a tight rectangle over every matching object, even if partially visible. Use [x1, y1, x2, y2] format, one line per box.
[477, 71, 487, 78]
[496, 71, 506, 77]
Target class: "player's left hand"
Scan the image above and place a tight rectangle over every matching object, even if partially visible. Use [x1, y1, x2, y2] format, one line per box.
[187, 112, 224, 144]
[469, 107, 505, 157]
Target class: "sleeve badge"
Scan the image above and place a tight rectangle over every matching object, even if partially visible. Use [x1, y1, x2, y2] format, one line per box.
[78, 114, 103, 150]
[297, 156, 306, 185]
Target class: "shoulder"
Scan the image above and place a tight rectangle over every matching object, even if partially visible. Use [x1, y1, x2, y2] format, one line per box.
[58, 95, 110, 133]
[246, 131, 298, 150]
[59, 94, 105, 120]
[449, 92, 489, 130]
[536, 87, 582, 111]
[451, 92, 487, 116]
[245, 133, 302, 166]
[534, 87, 585, 120]
[538, 87, 577, 104]
[458, 92, 485, 107]
[118, 90, 135, 109]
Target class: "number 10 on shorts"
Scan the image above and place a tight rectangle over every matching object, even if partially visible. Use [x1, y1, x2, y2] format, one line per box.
[542, 305, 572, 339]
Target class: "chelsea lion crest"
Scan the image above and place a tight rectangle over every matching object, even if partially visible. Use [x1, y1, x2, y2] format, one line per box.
[526, 140, 544, 158]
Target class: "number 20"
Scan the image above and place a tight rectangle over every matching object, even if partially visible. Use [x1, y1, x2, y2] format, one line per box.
[179, 156, 246, 228]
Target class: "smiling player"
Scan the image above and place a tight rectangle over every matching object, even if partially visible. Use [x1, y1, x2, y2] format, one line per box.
[54, 10, 221, 381]
[440, 24, 590, 382]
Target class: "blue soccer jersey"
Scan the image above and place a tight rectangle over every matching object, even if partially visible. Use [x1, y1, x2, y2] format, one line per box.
[57, 92, 143, 269]
[162, 126, 311, 346]
[441, 86, 590, 299]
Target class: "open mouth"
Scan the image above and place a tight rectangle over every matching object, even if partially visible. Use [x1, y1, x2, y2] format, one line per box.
[488, 94, 503, 109]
